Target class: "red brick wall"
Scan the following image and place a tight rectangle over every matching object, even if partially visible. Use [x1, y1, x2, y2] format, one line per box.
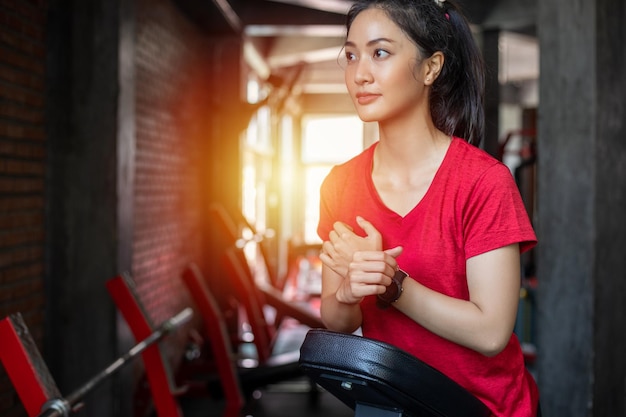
[0, 0, 47, 415]
[1, 0, 236, 413]
[131, 0, 214, 359]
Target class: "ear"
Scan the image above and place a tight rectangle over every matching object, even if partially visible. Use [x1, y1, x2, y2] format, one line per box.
[423, 51, 444, 85]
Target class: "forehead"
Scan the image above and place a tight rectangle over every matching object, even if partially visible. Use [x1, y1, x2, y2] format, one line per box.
[346, 8, 409, 46]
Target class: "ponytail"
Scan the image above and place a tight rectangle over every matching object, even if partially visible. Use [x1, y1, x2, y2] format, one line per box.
[431, 2, 485, 145]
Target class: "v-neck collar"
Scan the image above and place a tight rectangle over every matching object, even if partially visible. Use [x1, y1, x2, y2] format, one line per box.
[364, 137, 457, 221]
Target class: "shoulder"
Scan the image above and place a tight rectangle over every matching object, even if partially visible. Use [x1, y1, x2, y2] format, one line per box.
[330, 142, 376, 172]
[450, 137, 501, 169]
[321, 142, 376, 190]
[449, 139, 536, 256]
[448, 137, 513, 186]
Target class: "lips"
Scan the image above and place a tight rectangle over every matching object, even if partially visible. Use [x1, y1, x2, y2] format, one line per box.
[356, 92, 380, 105]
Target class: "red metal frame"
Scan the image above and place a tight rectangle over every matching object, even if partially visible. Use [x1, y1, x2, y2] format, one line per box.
[0, 313, 61, 417]
[221, 247, 275, 363]
[181, 264, 245, 416]
[221, 247, 324, 360]
[106, 274, 184, 417]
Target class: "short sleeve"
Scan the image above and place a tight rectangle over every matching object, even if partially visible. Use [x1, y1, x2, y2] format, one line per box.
[317, 167, 338, 241]
[463, 163, 537, 259]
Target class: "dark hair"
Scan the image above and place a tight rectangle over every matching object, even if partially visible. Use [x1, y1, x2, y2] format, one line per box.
[346, 0, 485, 146]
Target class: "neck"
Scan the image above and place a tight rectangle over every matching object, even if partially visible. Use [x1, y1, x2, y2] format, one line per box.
[375, 117, 450, 168]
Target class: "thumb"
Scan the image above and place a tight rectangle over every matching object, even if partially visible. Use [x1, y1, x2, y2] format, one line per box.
[384, 246, 403, 258]
[356, 216, 380, 238]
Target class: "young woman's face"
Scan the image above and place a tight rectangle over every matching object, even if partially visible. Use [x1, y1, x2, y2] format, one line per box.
[343, 8, 427, 123]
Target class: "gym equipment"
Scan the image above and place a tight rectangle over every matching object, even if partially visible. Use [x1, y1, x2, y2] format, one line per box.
[208, 205, 323, 353]
[299, 329, 492, 417]
[107, 264, 317, 417]
[0, 313, 60, 417]
[180, 263, 246, 417]
[106, 273, 192, 417]
[182, 263, 317, 394]
[0, 308, 191, 417]
[208, 202, 322, 294]
[221, 246, 323, 363]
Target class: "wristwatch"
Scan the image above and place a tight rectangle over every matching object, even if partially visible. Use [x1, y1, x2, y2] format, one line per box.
[376, 268, 408, 309]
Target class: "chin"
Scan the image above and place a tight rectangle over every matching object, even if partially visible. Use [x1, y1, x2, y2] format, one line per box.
[354, 109, 379, 123]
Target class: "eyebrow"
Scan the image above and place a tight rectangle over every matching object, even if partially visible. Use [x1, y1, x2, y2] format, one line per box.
[344, 38, 396, 48]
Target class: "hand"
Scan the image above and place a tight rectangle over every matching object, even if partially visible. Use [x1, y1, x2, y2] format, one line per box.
[320, 216, 383, 277]
[335, 246, 404, 304]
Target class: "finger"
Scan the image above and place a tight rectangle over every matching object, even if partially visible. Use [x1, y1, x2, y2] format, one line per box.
[319, 252, 332, 266]
[333, 221, 353, 233]
[320, 252, 341, 270]
[356, 216, 382, 246]
[349, 270, 392, 287]
[322, 240, 335, 256]
[356, 216, 374, 234]
[352, 250, 387, 262]
[384, 246, 403, 258]
[328, 230, 339, 244]
[334, 222, 356, 239]
[350, 283, 388, 299]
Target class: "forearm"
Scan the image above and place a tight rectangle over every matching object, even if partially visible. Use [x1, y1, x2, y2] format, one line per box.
[320, 293, 363, 333]
[395, 280, 517, 356]
[320, 265, 363, 333]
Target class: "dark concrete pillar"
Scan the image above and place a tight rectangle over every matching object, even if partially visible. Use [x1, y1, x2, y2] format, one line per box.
[482, 28, 500, 157]
[45, 0, 124, 415]
[537, 0, 626, 416]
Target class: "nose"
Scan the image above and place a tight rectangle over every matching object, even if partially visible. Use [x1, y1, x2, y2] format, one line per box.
[350, 57, 373, 85]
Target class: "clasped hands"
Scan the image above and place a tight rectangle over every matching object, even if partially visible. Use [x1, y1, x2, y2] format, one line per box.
[319, 216, 403, 305]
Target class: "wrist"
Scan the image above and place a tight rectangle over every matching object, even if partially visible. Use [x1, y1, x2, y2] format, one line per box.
[335, 287, 362, 305]
[377, 268, 408, 309]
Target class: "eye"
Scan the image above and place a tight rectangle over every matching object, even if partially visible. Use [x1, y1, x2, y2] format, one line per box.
[373, 49, 390, 59]
[345, 50, 357, 62]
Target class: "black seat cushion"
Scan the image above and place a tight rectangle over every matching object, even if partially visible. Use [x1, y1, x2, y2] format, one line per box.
[299, 329, 491, 417]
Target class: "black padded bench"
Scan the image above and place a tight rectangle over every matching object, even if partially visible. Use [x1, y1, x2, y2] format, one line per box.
[299, 329, 491, 417]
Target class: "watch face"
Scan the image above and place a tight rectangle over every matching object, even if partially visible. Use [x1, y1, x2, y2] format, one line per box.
[380, 280, 401, 303]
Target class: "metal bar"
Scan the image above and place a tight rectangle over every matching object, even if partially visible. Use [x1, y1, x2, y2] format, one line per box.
[37, 308, 192, 417]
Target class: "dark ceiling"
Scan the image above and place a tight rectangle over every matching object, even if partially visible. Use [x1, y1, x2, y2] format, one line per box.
[173, 0, 537, 110]
[174, 0, 537, 33]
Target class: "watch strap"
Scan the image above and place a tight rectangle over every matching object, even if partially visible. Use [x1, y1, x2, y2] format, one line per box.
[376, 268, 407, 309]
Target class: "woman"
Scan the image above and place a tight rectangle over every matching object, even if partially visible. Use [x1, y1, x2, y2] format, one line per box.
[316, 1, 540, 416]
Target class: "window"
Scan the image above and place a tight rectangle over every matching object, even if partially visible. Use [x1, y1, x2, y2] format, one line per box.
[301, 115, 364, 243]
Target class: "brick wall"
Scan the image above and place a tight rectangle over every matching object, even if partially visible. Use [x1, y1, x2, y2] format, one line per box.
[0, 0, 238, 413]
[131, 0, 213, 361]
[0, 0, 47, 415]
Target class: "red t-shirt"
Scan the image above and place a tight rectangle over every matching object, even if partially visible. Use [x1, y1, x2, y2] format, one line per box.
[318, 138, 539, 417]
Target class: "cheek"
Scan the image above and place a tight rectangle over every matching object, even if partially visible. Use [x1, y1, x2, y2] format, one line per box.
[344, 70, 359, 96]
[344, 66, 357, 85]
[378, 65, 412, 89]
[395, 69, 422, 93]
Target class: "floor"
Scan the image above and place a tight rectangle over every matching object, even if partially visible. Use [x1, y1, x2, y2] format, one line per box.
[180, 377, 353, 417]
[178, 316, 353, 417]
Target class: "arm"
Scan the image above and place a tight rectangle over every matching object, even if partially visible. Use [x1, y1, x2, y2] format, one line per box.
[378, 244, 521, 356]
[319, 265, 363, 332]
[327, 217, 522, 356]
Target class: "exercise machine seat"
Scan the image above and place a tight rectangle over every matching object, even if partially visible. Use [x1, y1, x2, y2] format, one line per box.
[299, 329, 491, 417]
